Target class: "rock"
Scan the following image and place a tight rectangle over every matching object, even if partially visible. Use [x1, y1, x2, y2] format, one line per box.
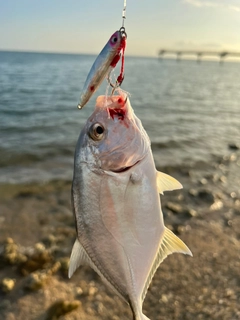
[198, 189, 214, 204]
[177, 224, 191, 234]
[75, 287, 83, 297]
[48, 261, 61, 275]
[89, 286, 98, 296]
[88, 281, 98, 296]
[165, 202, 183, 214]
[42, 234, 57, 246]
[230, 192, 237, 199]
[189, 189, 198, 197]
[34, 242, 46, 253]
[0, 278, 15, 293]
[45, 300, 81, 320]
[210, 201, 223, 211]
[20, 245, 53, 275]
[24, 271, 49, 291]
[200, 178, 208, 185]
[0, 238, 27, 267]
[229, 153, 237, 161]
[219, 176, 227, 183]
[0, 299, 11, 310]
[228, 143, 239, 150]
[59, 257, 69, 277]
[186, 208, 198, 217]
[161, 292, 173, 303]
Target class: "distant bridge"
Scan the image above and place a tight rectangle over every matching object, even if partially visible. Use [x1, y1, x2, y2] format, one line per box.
[158, 49, 240, 62]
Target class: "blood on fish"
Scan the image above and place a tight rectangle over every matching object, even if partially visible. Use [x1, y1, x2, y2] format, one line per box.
[118, 98, 123, 104]
[108, 108, 126, 121]
[90, 85, 95, 92]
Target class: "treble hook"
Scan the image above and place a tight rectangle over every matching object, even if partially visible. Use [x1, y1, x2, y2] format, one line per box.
[108, 75, 125, 95]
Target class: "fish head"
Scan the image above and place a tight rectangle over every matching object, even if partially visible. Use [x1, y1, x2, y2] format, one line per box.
[77, 93, 150, 172]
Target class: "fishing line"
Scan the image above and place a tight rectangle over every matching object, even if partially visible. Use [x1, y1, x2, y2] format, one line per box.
[122, 0, 127, 27]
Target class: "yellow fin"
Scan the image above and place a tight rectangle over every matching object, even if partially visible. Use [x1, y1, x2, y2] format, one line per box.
[161, 227, 192, 257]
[141, 227, 192, 302]
[156, 171, 183, 194]
[68, 239, 88, 278]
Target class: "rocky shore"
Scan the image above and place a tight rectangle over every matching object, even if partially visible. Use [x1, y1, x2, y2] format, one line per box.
[0, 149, 240, 320]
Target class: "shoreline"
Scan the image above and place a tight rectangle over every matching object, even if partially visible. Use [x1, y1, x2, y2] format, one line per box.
[0, 151, 240, 319]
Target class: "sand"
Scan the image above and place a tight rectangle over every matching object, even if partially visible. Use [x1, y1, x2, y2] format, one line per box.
[0, 150, 240, 320]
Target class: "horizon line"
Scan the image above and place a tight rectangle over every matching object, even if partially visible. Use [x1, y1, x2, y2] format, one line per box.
[0, 48, 155, 59]
[1, 48, 240, 63]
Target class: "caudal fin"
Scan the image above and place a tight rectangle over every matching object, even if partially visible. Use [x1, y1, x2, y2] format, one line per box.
[133, 312, 150, 320]
[131, 301, 151, 320]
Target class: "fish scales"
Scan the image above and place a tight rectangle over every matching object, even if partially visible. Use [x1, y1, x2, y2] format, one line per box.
[69, 92, 192, 320]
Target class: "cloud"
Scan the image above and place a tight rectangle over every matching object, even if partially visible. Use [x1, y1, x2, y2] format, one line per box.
[228, 5, 240, 12]
[183, 0, 240, 11]
[183, 0, 219, 8]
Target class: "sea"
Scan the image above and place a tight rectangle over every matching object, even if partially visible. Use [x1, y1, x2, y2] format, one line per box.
[0, 50, 239, 185]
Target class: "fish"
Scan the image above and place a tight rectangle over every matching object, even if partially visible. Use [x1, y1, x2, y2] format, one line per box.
[77, 29, 126, 110]
[69, 91, 192, 320]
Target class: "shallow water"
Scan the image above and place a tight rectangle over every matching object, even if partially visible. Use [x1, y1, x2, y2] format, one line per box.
[0, 51, 239, 184]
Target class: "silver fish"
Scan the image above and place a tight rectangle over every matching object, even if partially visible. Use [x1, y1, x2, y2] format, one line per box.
[69, 92, 192, 320]
[77, 29, 126, 110]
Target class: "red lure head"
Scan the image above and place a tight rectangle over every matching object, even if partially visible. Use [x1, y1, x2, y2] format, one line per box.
[110, 28, 127, 86]
[109, 31, 122, 48]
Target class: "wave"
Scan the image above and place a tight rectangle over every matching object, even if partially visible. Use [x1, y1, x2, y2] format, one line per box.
[151, 138, 199, 150]
[0, 146, 74, 168]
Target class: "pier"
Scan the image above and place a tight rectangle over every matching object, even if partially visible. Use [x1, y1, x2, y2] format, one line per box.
[158, 49, 240, 62]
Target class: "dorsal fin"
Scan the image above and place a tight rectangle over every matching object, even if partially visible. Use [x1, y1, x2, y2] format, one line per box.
[141, 227, 192, 302]
[156, 171, 183, 195]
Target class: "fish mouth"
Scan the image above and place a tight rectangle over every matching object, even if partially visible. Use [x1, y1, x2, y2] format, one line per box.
[110, 160, 140, 173]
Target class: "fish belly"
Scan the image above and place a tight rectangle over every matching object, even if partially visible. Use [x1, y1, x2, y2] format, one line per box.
[72, 152, 164, 304]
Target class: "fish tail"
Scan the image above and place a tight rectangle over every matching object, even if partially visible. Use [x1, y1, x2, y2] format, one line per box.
[130, 302, 150, 320]
[133, 313, 150, 320]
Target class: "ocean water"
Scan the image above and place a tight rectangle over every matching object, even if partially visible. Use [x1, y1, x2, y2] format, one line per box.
[0, 51, 239, 184]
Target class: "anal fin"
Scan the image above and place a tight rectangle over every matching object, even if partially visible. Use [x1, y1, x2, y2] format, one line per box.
[141, 227, 192, 302]
[68, 238, 89, 278]
[160, 227, 192, 257]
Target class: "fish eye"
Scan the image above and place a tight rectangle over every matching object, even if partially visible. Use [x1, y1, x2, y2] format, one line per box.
[89, 123, 105, 141]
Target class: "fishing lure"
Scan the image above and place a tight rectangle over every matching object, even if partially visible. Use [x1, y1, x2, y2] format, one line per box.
[77, 2, 127, 109]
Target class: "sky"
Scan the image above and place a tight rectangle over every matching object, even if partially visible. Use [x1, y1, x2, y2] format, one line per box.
[0, 0, 240, 57]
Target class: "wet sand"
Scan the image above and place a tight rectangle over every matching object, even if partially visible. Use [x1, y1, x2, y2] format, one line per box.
[0, 150, 240, 320]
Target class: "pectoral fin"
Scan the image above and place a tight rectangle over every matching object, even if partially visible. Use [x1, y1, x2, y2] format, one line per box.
[156, 171, 183, 194]
[141, 227, 192, 302]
